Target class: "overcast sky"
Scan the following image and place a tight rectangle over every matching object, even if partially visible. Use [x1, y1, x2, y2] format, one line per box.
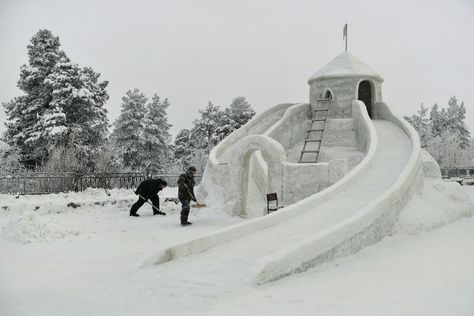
[1, 0, 473, 137]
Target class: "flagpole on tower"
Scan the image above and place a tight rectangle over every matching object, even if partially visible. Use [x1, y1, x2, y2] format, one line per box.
[343, 23, 348, 52]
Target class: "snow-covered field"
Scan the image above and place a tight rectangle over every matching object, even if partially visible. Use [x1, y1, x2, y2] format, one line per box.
[0, 185, 473, 315]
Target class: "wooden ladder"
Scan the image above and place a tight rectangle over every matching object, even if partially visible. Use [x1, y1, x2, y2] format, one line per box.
[298, 106, 329, 163]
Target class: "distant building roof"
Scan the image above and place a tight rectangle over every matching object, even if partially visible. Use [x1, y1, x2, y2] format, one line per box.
[308, 52, 383, 83]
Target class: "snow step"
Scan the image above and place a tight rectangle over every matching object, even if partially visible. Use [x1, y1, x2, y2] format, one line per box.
[304, 140, 321, 143]
[301, 150, 320, 153]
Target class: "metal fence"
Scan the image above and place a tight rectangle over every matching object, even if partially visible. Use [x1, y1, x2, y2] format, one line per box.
[0, 172, 202, 195]
[440, 168, 474, 179]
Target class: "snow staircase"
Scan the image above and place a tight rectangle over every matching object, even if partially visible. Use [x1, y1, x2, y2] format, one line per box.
[298, 104, 329, 163]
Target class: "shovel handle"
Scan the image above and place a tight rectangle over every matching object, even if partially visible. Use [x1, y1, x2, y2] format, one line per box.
[138, 194, 160, 212]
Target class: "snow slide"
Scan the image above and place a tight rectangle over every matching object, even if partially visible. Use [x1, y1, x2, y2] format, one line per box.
[146, 101, 423, 285]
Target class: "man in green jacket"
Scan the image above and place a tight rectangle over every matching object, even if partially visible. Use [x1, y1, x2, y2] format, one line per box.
[177, 166, 197, 226]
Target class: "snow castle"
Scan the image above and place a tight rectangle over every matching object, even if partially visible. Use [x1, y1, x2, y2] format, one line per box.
[200, 52, 389, 217]
[153, 52, 472, 285]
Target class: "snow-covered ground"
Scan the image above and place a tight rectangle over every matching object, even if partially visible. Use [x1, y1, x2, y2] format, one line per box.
[0, 185, 473, 315]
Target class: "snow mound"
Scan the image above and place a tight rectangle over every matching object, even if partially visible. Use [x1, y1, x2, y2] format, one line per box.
[2, 212, 80, 244]
[395, 179, 474, 234]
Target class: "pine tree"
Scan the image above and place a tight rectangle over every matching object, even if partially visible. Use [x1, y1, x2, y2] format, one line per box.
[228, 96, 256, 129]
[428, 97, 470, 149]
[142, 95, 172, 173]
[111, 89, 147, 170]
[2, 29, 109, 167]
[429, 103, 445, 138]
[173, 129, 193, 168]
[192, 102, 223, 151]
[445, 96, 470, 148]
[215, 108, 234, 141]
[404, 103, 431, 147]
[3, 30, 65, 162]
[214, 97, 256, 141]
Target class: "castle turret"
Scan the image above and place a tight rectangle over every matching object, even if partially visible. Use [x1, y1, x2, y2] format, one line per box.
[308, 52, 383, 118]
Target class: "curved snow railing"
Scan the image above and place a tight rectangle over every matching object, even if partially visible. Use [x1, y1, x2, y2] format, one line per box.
[254, 101, 423, 284]
[150, 101, 377, 265]
[210, 103, 294, 164]
[264, 103, 310, 139]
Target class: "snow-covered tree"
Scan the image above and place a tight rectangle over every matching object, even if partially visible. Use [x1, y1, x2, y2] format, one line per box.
[405, 96, 471, 167]
[111, 89, 147, 170]
[3, 30, 65, 161]
[2, 29, 109, 167]
[142, 95, 173, 173]
[173, 129, 194, 169]
[445, 96, 470, 148]
[215, 108, 234, 141]
[40, 145, 82, 173]
[428, 97, 470, 148]
[404, 103, 431, 147]
[45, 60, 109, 160]
[228, 96, 255, 129]
[215, 97, 256, 141]
[0, 141, 24, 173]
[192, 102, 223, 151]
[426, 130, 471, 168]
[172, 97, 256, 171]
[92, 140, 122, 174]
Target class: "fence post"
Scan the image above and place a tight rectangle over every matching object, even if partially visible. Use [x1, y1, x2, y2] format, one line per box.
[74, 173, 78, 192]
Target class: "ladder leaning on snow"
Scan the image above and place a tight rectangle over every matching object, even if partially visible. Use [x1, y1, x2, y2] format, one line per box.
[298, 101, 329, 163]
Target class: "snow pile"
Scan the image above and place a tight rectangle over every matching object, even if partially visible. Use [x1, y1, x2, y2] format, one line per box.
[395, 179, 474, 234]
[2, 212, 80, 244]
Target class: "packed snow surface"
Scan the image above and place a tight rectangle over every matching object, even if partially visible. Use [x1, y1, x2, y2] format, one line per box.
[1, 167, 474, 315]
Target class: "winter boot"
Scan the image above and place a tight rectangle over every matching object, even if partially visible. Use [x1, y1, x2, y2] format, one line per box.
[181, 221, 192, 226]
[153, 211, 166, 216]
[130, 213, 140, 217]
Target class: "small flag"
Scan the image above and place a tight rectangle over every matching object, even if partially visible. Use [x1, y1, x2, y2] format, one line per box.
[343, 23, 347, 40]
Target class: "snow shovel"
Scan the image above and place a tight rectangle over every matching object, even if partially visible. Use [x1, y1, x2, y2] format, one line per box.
[182, 183, 206, 208]
[137, 194, 166, 215]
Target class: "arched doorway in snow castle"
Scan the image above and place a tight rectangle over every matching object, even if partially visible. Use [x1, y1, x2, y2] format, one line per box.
[239, 150, 269, 217]
[358, 80, 373, 118]
[230, 136, 284, 217]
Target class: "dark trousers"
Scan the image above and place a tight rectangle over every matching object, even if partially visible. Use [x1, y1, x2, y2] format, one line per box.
[130, 194, 160, 215]
[180, 199, 191, 223]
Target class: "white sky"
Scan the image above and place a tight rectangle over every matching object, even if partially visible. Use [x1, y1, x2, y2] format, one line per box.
[1, 0, 473, 137]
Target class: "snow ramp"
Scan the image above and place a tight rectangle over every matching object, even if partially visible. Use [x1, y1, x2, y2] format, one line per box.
[147, 101, 423, 285]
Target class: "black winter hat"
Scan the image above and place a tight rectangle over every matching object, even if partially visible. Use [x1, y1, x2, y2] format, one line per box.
[188, 166, 197, 172]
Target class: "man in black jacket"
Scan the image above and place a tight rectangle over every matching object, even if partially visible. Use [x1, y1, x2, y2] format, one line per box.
[130, 178, 167, 217]
[177, 166, 197, 226]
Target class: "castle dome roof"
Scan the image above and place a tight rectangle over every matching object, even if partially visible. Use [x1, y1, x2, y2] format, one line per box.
[308, 52, 383, 83]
